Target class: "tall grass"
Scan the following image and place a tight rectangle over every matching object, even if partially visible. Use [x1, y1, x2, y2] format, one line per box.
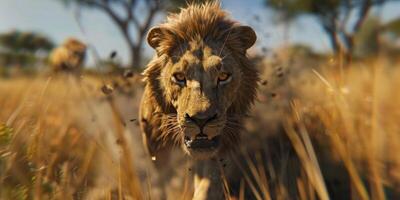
[238, 57, 400, 199]
[0, 75, 144, 199]
[1, 57, 400, 199]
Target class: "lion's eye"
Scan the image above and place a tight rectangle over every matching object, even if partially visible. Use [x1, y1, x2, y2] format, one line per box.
[173, 72, 186, 84]
[218, 72, 231, 84]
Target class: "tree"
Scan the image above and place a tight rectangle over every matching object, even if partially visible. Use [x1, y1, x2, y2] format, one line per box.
[385, 17, 400, 37]
[379, 17, 400, 57]
[354, 16, 381, 57]
[59, 0, 213, 69]
[0, 30, 54, 54]
[60, 0, 166, 69]
[265, 0, 389, 61]
[0, 30, 54, 67]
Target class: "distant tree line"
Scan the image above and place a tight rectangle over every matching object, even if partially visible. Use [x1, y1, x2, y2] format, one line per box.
[0, 30, 54, 67]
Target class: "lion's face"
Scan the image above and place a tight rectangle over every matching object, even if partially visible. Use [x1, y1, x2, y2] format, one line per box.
[65, 39, 87, 67]
[145, 18, 257, 159]
[50, 38, 87, 72]
[157, 40, 247, 159]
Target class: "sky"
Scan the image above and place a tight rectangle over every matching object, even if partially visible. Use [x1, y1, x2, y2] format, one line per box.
[1, 0, 400, 65]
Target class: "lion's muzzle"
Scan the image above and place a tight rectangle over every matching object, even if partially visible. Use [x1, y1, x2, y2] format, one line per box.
[184, 113, 218, 130]
[183, 112, 222, 137]
[181, 111, 224, 158]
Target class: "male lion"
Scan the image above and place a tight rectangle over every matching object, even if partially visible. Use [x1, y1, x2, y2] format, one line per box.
[140, 2, 258, 199]
[49, 38, 87, 73]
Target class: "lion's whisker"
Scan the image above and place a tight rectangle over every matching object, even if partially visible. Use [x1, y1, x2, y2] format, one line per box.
[219, 27, 233, 57]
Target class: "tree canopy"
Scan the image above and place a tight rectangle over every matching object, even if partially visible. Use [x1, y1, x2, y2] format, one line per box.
[265, 0, 390, 61]
[0, 30, 54, 53]
[0, 30, 54, 67]
[385, 17, 400, 37]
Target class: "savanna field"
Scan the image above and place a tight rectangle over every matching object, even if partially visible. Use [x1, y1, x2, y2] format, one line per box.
[2, 0, 400, 199]
[1, 54, 400, 199]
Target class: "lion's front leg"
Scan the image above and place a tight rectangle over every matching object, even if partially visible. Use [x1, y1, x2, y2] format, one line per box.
[192, 159, 227, 200]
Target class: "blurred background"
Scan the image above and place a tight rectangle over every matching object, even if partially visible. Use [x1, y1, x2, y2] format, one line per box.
[1, 0, 400, 199]
[1, 0, 399, 71]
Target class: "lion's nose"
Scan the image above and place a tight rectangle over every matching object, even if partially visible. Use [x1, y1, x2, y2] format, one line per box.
[185, 113, 218, 128]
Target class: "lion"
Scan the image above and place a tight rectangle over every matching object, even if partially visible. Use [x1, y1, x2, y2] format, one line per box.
[139, 2, 258, 199]
[49, 38, 87, 73]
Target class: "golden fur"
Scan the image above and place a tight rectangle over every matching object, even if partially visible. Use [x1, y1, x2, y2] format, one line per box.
[139, 2, 258, 198]
[49, 38, 87, 73]
[140, 2, 258, 157]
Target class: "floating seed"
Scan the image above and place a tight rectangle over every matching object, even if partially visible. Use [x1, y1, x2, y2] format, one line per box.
[261, 80, 268, 85]
[116, 138, 122, 145]
[261, 47, 268, 53]
[123, 70, 134, 78]
[112, 81, 120, 88]
[110, 51, 117, 59]
[101, 84, 114, 95]
[253, 15, 260, 22]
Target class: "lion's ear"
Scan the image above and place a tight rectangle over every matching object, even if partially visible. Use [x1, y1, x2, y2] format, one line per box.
[231, 25, 257, 50]
[147, 27, 163, 50]
[147, 27, 177, 56]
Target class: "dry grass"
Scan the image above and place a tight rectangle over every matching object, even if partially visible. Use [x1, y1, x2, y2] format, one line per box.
[0, 75, 146, 199]
[243, 57, 400, 199]
[1, 57, 400, 199]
